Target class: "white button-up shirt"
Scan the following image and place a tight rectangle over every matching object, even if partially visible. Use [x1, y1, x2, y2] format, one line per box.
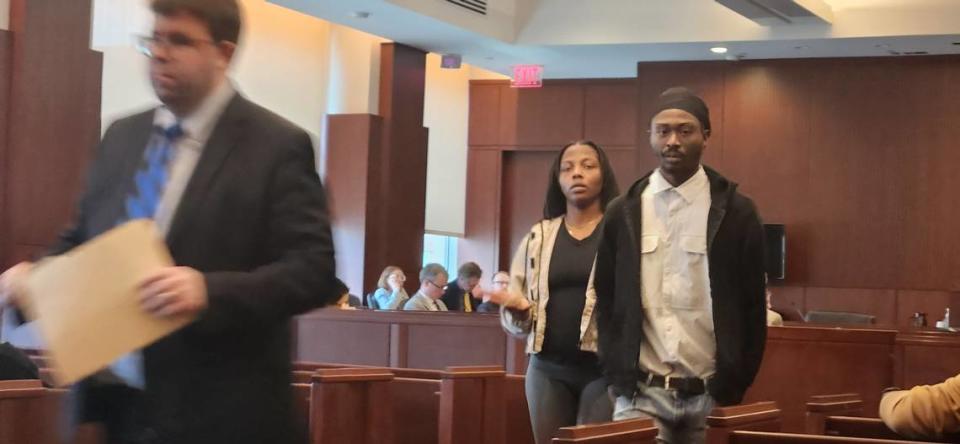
[638, 166, 716, 379]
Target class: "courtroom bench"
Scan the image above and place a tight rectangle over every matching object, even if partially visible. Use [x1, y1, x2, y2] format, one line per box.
[296, 362, 506, 444]
[707, 401, 782, 444]
[0, 379, 66, 444]
[546, 402, 781, 444]
[803, 393, 953, 442]
[806, 393, 865, 434]
[729, 431, 948, 443]
[552, 418, 658, 444]
[743, 326, 898, 432]
[295, 308, 528, 374]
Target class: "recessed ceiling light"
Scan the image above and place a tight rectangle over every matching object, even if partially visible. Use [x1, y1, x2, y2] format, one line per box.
[710, 46, 729, 54]
[350, 11, 371, 19]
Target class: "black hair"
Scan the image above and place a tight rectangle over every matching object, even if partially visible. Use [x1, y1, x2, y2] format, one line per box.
[542, 140, 620, 219]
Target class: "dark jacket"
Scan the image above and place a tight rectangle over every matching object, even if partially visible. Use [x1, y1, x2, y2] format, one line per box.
[594, 166, 766, 406]
[0, 342, 39, 380]
[441, 283, 481, 312]
[47, 94, 338, 444]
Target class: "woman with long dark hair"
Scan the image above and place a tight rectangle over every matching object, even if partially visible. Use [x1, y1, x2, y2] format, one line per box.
[486, 140, 619, 444]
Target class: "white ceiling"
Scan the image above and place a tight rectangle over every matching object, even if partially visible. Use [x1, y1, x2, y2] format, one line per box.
[269, 0, 960, 78]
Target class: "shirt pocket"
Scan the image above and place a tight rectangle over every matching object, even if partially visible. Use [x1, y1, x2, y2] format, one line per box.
[680, 234, 707, 257]
[640, 235, 659, 308]
[641, 235, 659, 254]
[671, 234, 710, 309]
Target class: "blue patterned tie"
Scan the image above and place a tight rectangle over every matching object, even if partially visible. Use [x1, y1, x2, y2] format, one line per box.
[124, 123, 183, 220]
[111, 122, 182, 389]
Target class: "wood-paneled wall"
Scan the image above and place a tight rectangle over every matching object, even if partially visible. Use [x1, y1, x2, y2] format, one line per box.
[0, 0, 103, 268]
[0, 30, 12, 268]
[324, 43, 430, 296]
[464, 56, 960, 323]
[461, 79, 640, 278]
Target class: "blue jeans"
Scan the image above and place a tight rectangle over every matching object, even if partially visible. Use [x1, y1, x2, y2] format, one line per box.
[613, 382, 714, 444]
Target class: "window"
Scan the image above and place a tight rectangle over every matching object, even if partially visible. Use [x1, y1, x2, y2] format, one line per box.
[422, 233, 459, 276]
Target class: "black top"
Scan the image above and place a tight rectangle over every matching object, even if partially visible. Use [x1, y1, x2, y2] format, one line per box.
[540, 220, 602, 367]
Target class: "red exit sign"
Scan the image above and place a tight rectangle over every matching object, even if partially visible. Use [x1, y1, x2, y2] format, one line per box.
[511, 65, 543, 88]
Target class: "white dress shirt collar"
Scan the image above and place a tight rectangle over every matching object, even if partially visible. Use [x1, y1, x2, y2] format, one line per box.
[153, 79, 236, 145]
[649, 165, 708, 204]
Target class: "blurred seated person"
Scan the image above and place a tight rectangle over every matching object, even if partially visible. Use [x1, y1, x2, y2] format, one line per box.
[476, 271, 509, 313]
[403, 263, 449, 312]
[0, 342, 39, 380]
[766, 282, 783, 326]
[333, 279, 362, 310]
[880, 373, 960, 440]
[441, 262, 483, 312]
[370, 266, 409, 310]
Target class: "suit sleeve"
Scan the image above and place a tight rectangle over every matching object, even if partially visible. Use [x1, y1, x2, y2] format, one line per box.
[45, 123, 121, 257]
[8, 124, 118, 325]
[880, 374, 960, 440]
[195, 130, 337, 333]
[737, 201, 768, 392]
[440, 285, 459, 311]
[401, 298, 421, 311]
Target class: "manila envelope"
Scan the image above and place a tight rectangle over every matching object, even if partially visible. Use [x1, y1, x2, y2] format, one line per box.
[18, 220, 194, 386]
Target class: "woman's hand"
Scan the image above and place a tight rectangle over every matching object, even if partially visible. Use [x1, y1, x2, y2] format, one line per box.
[484, 289, 530, 311]
[470, 282, 484, 300]
[388, 273, 406, 292]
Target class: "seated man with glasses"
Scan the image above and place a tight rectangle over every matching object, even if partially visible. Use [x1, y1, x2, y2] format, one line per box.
[477, 271, 510, 313]
[403, 263, 450, 312]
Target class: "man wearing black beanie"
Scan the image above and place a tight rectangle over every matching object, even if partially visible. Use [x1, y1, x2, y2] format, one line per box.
[591, 87, 767, 443]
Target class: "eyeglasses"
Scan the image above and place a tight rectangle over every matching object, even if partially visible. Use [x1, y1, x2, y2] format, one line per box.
[135, 33, 218, 58]
[426, 280, 447, 291]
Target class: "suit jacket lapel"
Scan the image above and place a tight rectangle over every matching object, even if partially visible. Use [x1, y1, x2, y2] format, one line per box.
[166, 95, 248, 248]
[120, 112, 158, 189]
[101, 112, 159, 228]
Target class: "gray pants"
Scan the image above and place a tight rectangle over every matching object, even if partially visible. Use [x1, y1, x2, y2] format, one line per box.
[525, 354, 613, 444]
[613, 381, 715, 444]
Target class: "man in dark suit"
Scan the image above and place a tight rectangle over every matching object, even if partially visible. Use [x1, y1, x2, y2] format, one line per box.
[0, 1, 336, 443]
[440, 261, 484, 312]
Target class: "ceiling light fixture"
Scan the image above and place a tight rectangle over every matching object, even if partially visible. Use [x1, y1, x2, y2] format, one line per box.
[711, 46, 729, 54]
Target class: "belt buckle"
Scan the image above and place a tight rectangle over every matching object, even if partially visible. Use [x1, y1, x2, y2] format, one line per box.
[663, 375, 672, 390]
